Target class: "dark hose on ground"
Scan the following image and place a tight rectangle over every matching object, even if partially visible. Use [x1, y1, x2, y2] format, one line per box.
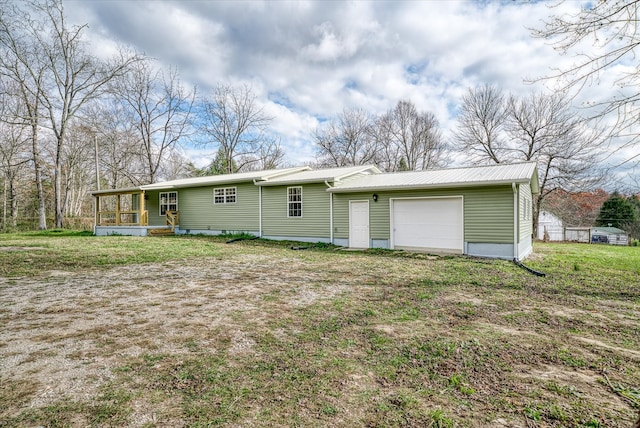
[226, 236, 259, 244]
[513, 258, 546, 277]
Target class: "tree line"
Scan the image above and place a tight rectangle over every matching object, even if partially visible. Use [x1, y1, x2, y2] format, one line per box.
[0, 0, 283, 229]
[0, 0, 637, 233]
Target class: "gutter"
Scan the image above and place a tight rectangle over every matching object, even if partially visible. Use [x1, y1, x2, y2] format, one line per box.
[258, 177, 333, 186]
[254, 179, 262, 237]
[325, 180, 333, 244]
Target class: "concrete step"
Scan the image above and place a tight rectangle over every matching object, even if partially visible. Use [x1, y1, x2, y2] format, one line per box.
[148, 228, 174, 236]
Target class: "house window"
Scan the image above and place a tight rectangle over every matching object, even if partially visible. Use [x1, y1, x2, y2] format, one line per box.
[523, 198, 531, 221]
[213, 187, 237, 204]
[159, 192, 177, 216]
[288, 186, 302, 217]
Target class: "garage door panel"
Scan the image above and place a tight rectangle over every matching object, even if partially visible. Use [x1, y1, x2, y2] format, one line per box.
[392, 198, 463, 252]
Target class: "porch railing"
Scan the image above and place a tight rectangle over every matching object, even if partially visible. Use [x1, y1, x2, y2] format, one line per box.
[166, 210, 179, 232]
[97, 210, 149, 226]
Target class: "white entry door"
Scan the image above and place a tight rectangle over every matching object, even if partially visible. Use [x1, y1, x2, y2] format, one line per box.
[349, 200, 370, 249]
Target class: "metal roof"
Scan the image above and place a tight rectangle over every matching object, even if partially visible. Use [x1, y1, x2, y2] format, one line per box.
[257, 165, 381, 186]
[91, 163, 539, 196]
[329, 162, 539, 193]
[139, 166, 311, 190]
[591, 226, 627, 234]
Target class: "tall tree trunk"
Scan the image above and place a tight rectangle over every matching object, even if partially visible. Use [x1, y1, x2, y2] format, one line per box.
[9, 178, 18, 228]
[2, 177, 6, 229]
[31, 125, 47, 230]
[54, 154, 63, 228]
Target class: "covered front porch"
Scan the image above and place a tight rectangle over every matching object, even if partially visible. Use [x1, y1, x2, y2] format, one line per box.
[91, 187, 178, 236]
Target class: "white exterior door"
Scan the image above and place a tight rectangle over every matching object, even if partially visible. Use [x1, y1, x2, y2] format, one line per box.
[349, 200, 370, 249]
[391, 197, 463, 253]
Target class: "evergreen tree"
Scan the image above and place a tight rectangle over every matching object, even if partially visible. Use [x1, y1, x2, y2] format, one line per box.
[193, 148, 238, 176]
[627, 194, 640, 215]
[397, 157, 410, 172]
[624, 195, 640, 240]
[595, 192, 637, 228]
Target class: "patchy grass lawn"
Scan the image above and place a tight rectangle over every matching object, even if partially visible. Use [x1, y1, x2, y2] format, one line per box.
[0, 233, 639, 427]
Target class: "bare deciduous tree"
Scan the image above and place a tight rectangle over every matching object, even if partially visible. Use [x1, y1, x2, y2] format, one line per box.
[245, 138, 285, 171]
[452, 84, 506, 164]
[0, 5, 48, 229]
[0, 85, 31, 228]
[201, 84, 281, 174]
[531, 0, 640, 166]
[0, 0, 141, 227]
[60, 122, 95, 217]
[378, 100, 446, 171]
[157, 148, 194, 181]
[454, 88, 606, 234]
[315, 101, 447, 172]
[115, 61, 195, 184]
[314, 107, 377, 168]
[509, 92, 606, 233]
[85, 100, 142, 189]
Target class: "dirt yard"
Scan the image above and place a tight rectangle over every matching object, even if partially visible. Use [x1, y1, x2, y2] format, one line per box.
[1, 254, 349, 404]
[1, 241, 639, 427]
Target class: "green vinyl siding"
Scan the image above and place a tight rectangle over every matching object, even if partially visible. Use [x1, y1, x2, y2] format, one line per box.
[463, 187, 514, 243]
[333, 193, 387, 239]
[519, 183, 533, 241]
[333, 186, 515, 244]
[145, 190, 165, 226]
[178, 182, 259, 231]
[262, 183, 330, 238]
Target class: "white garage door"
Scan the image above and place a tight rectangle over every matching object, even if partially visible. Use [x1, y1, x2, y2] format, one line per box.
[392, 197, 463, 253]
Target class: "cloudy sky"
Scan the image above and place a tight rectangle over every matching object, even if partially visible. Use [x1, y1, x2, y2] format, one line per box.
[65, 0, 637, 186]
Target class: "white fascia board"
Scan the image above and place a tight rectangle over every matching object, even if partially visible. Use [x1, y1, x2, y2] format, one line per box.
[142, 178, 257, 190]
[91, 187, 143, 196]
[260, 166, 312, 181]
[333, 165, 382, 181]
[328, 178, 533, 193]
[139, 167, 313, 191]
[258, 166, 381, 187]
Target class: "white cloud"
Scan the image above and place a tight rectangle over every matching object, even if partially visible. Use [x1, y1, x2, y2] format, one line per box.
[64, 0, 636, 184]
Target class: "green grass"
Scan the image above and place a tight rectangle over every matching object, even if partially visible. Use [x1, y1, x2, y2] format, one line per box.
[0, 235, 639, 427]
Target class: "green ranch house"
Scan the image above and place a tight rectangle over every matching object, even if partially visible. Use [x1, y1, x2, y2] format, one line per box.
[91, 162, 539, 260]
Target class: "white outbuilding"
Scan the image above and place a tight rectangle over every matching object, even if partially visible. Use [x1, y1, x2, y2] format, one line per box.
[537, 210, 564, 241]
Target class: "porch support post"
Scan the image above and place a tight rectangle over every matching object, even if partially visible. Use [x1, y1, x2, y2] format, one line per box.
[94, 195, 99, 230]
[116, 195, 121, 226]
[139, 191, 146, 226]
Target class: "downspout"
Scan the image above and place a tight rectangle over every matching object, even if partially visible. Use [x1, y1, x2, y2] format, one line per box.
[512, 182, 518, 260]
[511, 180, 546, 276]
[325, 180, 333, 244]
[254, 179, 262, 237]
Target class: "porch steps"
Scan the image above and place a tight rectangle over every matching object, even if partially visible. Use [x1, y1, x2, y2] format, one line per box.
[148, 228, 175, 237]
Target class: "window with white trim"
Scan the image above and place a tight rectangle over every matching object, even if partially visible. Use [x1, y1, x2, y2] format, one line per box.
[523, 198, 531, 221]
[213, 187, 237, 204]
[159, 191, 177, 216]
[287, 186, 302, 217]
